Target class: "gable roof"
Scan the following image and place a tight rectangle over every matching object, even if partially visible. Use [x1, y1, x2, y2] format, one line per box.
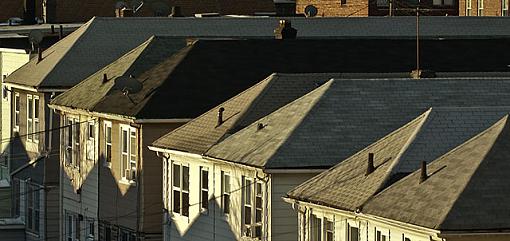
[205, 77, 510, 169]
[51, 38, 510, 119]
[50, 36, 187, 117]
[362, 115, 510, 231]
[285, 107, 510, 212]
[151, 73, 336, 154]
[6, 16, 510, 89]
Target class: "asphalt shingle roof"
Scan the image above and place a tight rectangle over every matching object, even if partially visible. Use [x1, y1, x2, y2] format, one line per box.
[7, 16, 510, 88]
[50, 37, 510, 119]
[151, 73, 337, 154]
[205, 77, 510, 169]
[363, 115, 510, 231]
[286, 107, 510, 213]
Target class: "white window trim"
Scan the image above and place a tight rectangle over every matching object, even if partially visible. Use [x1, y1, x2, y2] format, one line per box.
[466, 0, 472, 15]
[25, 95, 40, 143]
[477, 0, 484, 15]
[502, 0, 508, 15]
[104, 121, 112, 168]
[375, 227, 389, 241]
[86, 120, 96, 161]
[221, 171, 231, 216]
[200, 166, 209, 214]
[26, 183, 41, 235]
[172, 162, 189, 218]
[65, 212, 80, 241]
[13, 92, 20, 132]
[119, 124, 137, 184]
[64, 116, 80, 168]
[347, 220, 360, 241]
[242, 177, 264, 239]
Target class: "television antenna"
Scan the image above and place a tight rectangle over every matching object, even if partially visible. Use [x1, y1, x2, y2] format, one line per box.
[304, 5, 318, 17]
[28, 30, 43, 51]
[131, 0, 145, 13]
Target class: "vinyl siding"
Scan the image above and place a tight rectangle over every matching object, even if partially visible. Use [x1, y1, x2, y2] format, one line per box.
[270, 173, 318, 241]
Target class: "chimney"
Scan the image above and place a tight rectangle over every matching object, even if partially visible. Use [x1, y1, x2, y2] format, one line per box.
[170, 6, 183, 17]
[419, 161, 427, 183]
[103, 73, 108, 83]
[37, 47, 42, 63]
[366, 153, 375, 175]
[23, 0, 36, 25]
[59, 25, 63, 39]
[274, 20, 297, 40]
[217, 107, 225, 126]
[51, 25, 55, 34]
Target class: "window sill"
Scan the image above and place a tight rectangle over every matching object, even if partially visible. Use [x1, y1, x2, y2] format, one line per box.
[119, 179, 136, 186]
[26, 231, 40, 238]
[171, 212, 190, 223]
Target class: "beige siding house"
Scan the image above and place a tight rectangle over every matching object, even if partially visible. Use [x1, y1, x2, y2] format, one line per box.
[152, 73, 510, 241]
[285, 107, 510, 241]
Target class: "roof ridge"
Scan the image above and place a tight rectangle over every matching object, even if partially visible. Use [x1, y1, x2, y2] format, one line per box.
[364, 115, 510, 225]
[287, 108, 432, 201]
[151, 71, 276, 150]
[51, 36, 154, 108]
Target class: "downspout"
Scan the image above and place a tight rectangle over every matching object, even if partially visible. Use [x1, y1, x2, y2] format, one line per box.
[137, 125, 142, 239]
[46, 92, 55, 241]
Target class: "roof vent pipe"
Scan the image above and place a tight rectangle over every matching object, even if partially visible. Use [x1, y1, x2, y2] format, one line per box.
[37, 47, 42, 63]
[274, 20, 297, 39]
[419, 161, 428, 183]
[103, 73, 108, 83]
[59, 25, 63, 39]
[217, 107, 225, 126]
[366, 153, 375, 175]
[257, 123, 264, 131]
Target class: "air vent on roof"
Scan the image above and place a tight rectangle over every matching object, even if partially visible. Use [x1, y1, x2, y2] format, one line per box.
[217, 107, 225, 126]
[366, 153, 375, 175]
[304, 5, 318, 17]
[114, 75, 143, 94]
[419, 161, 428, 183]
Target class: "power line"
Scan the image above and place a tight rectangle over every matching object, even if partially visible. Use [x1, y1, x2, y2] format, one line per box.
[0, 120, 88, 144]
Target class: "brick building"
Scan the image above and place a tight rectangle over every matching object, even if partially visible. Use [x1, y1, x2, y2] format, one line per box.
[459, 0, 508, 15]
[1, 0, 275, 24]
[296, 0, 458, 16]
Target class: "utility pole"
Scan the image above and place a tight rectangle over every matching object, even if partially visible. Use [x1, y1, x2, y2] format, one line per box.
[416, 6, 420, 73]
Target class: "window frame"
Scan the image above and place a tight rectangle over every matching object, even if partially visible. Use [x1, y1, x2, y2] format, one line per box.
[86, 120, 96, 161]
[64, 117, 80, 168]
[375, 227, 389, 241]
[310, 214, 322, 241]
[65, 212, 80, 241]
[104, 121, 112, 167]
[200, 167, 209, 213]
[13, 92, 20, 132]
[347, 221, 360, 241]
[221, 171, 231, 215]
[477, 0, 484, 15]
[26, 183, 40, 234]
[466, 0, 472, 15]
[86, 219, 95, 239]
[172, 162, 189, 217]
[503, 0, 508, 15]
[119, 125, 137, 182]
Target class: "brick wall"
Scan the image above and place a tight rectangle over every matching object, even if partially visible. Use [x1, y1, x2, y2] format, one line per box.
[296, 0, 370, 16]
[459, 0, 505, 15]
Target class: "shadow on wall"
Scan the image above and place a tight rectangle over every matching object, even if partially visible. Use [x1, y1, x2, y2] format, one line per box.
[165, 200, 238, 241]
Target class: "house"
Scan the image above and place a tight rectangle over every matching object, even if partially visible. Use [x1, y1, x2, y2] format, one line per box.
[295, 0, 457, 17]
[284, 107, 510, 241]
[459, 0, 507, 15]
[149, 73, 510, 241]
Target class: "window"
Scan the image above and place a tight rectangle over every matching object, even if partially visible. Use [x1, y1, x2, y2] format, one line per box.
[14, 92, 20, 131]
[104, 121, 112, 166]
[311, 215, 321, 241]
[120, 126, 137, 181]
[200, 167, 209, 212]
[477, 0, 483, 15]
[466, 0, 472, 15]
[348, 225, 359, 241]
[66, 212, 80, 241]
[172, 163, 189, 217]
[242, 177, 264, 239]
[403, 236, 412, 241]
[376, 229, 388, 241]
[119, 229, 136, 241]
[86, 220, 95, 239]
[324, 218, 334, 241]
[64, 117, 80, 167]
[86, 121, 95, 161]
[503, 0, 508, 15]
[377, 0, 389, 7]
[26, 95, 40, 142]
[433, 0, 454, 5]
[26, 183, 40, 233]
[104, 224, 111, 241]
[221, 171, 230, 214]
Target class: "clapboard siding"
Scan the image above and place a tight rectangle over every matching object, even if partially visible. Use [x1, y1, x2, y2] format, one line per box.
[270, 173, 319, 241]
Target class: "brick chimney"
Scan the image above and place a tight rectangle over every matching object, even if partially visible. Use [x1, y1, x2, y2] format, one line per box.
[274, 20, 297, 39]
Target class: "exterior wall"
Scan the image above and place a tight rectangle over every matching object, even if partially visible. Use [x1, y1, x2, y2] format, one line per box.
[270, 173, 318, 241]
[295, 0, 457, 16]
[0, 227, 26, 241]
[296, 0, 369, 17]
[60, 112, 99, 241]
[459, 0, 506, 15]
[294, 202, 438, 241]
[140, 123, 182, 240]
[445, 235, 510, 241]
[0, 49, 31, 182]
[162, 152, 269, 241]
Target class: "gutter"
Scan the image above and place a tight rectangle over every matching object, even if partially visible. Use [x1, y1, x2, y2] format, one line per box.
[264, 168, 327, 174]
[2, 82, 68, 93]
[134, 119, 191, 124]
